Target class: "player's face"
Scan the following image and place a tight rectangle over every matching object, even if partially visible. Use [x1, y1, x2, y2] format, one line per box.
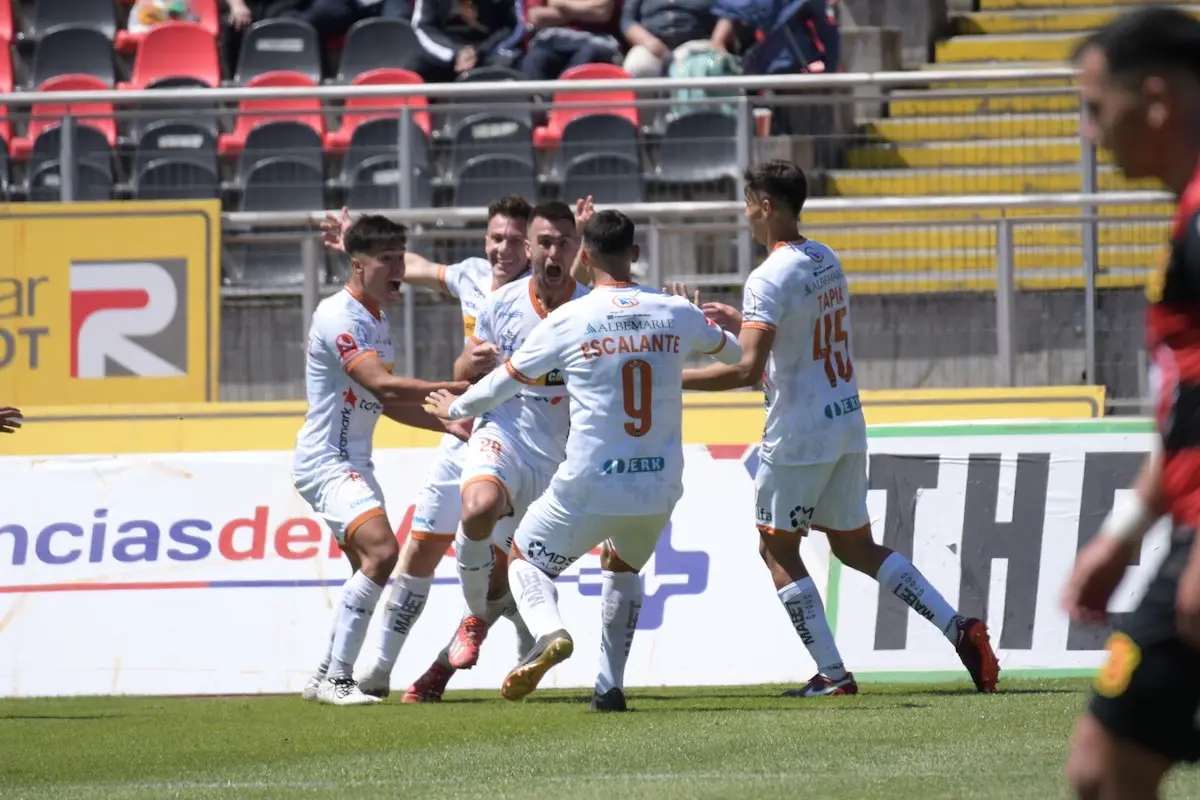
[529, 216, 579, 295]
[1078, 45, 1161, 180]
[484, 214, 530, 285]
[353, 247, 406, 305]
[743, 190, 771, 246]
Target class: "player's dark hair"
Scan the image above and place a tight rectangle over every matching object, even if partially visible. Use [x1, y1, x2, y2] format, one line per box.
[744, 160, 808, 216]
[1073, 6, 1200, 86]
[583, 210, 636, 256]
[529, 200, 577, 228]
[344, 215, 406, 257]
[487, 195, 532, 222]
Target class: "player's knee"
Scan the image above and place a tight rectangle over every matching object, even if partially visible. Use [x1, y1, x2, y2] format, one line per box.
[600, 542, 637, 573]
[349, 518, 399, 583]
[827, 527, 885, 572]
[1065, 716, 1109, 800]
[461, 483, 506, 537]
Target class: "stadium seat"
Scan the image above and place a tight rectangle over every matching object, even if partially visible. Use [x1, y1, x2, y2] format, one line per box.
[444, 68, 533, 138]
[453, 154, 536, 208]
[336, 18, 422, 84]
[25, 0, 118, 40]
[27, 160, 113, 201]
[0, 144, 8, 197]
[231, 157, 326, 285]
[0, 0, 13, 44]
[563, 153, 643, 204]
[133, 120, 219, 177]
[448, 115, 534, 179]
[31, 27, 116, 88]
[134, 159, 220, 200]
[656, 111, 738, 184]
[115, 0, 219, 53]
[325, 68, 431, 152]
[338, 117, 429, 182]
[557, 114, 640, 176]
[120, 22, 221, 90]
[0, 42, 12, 92]
[219, 72, 326, 159]
[347, 156, 433, 210]
[533, 64, 637, 150]
[238, 121, 325, 181]
[0, 111, 9, 152]
[11, 75, 117, 161]
[127, 77, 221, 140]
[234, 18, 322, 86]
[28, 124, 114, 179]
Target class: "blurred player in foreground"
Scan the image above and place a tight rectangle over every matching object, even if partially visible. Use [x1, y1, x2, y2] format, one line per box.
[426, 210, 743, 709]
[679, 161, 998, 696]
[292, 216, 469, 705]
[0, 407, 21, 434]
[1063, 8, 1200, 797]
[440, 201, 590, 675]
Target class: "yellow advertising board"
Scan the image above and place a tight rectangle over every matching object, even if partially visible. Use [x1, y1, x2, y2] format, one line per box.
[0, 200, 221, 405]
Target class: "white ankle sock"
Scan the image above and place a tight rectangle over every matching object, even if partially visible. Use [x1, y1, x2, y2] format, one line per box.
[365, 573, 432, 677]
[596, 570, 642, 694]
[509, 558, 563, 640]
[455, 533, 494, 618]
[327, 571, 384, 680]
[778, 578, 846, 680]
[876, 552, 960, 640]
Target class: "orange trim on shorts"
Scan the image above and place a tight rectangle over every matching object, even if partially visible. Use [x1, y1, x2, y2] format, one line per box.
[510, 542, 527, 562]
[410, 530, 456, 542]
[756, 524, 807, 537]
[461, 474, 514, 512]
[342, 348, 378, 372]
[742, 322, 776, 333]
[505, 360, 538, 385]
[345, 507, 386, 540]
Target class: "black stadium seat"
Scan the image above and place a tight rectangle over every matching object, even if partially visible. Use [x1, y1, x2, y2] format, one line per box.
[337, 18, 421, 84]
[448, 115, 533, 179]
[339, 117, 429, 182]
[656, 111, 739, 184]
[444, 66, 533, 135]
[27, 160, 113, 201]
[27, 0, 117, 39]
[31, 27, 115, 88]
[235, 18, 322, 86]
[229, 157, 327, 286]
[558, 114, 640, 176]
[237, 121, 325, 182]
[133, 120, 219, 177]
[28, 124, 113, 178]
[564, 153, 643, 204]
[135, 159, 220, 200]
[347, 156, 433, 209]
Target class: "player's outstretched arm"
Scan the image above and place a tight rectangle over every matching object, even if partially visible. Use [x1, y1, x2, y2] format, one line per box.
[0, 406, 22, 434]
[453, 339, 501, 383]
[403, 252, 454, 295]
[569, 195, 596, 287]
[683, 325, 774, 391]
[385, 403, 473, 441]
[348, 352, 468, 404]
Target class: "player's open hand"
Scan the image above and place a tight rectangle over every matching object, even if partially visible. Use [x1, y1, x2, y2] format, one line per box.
[321, 207, 351, 253]
[574, 195, 595, 232]
[444, 417, 474, 443]
[1176, 556, 1200, 649]
[423, 389, 457, 420]
[663, 282, 701, 306]
[702, 302, 742, 335]
[0, 406, 22, 434]
[1061, 536, 1136, 624]
[463, 341, 501, 381]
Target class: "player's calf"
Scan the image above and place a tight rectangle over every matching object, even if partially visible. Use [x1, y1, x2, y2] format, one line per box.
[450, 481, 509, 668]
[1067, 713, 1171, 800]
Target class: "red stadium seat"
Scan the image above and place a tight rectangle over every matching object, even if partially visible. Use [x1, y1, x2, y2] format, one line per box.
[218, 71, 327, 158]
[0, 41, 11, 92]
[115, 0, 220, 54]
[0, 0, 12, 44]
[11, 75, 117, 161]
[325, 68, 431, 152]
[533, 63, 638, 150]
[118, 22, 220, 90]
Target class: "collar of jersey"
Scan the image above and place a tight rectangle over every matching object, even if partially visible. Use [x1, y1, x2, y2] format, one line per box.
[343, 284, 382, 321]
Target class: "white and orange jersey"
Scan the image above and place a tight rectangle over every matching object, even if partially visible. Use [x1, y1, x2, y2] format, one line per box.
[448, 282, 742, 516]
[292, 287, 396, 479]
[470, 275, 590, 466]
[743, 239, 867, 466]
[437, 256, 498, 343]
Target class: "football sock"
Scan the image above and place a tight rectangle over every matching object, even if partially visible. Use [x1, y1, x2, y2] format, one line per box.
[778, 577, 847, 680]
[327, 570, 384, 680]
[596, 570, 642, 694]
[876, 552, 959, 640]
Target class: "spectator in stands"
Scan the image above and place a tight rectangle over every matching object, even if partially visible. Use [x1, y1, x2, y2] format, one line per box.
[620, 0, 718, 78]
[411, 0, 520, 82]
[713, 0, 840, 75]
[299, 0, 413, 43]
[128, 0, 198, 33]
[520, 0, 623, 81]
[221, 0, 308, 78]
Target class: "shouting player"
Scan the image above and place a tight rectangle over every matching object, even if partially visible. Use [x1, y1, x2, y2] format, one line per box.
[322, 197, 539, 702]
[293, 215, 469, 706]
[680, 161, 999, 697]
[1063, 8, 1200, 797]
[426, 210, 743, 709]
[442, 200, 590, 672]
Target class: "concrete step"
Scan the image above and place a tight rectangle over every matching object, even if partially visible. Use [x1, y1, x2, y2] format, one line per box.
[918, 60, 1075, 88]
[846, 268, 1146, 295]
[805, 221, 1167, 251]
[825, 165, 1163, 196]
[846, 137, 1110, 169]
[888, 89, 1079, 117]
[958, 5, 1200, 34]
[800, 203, 1174, 225]
[866, 112, 1078, 143]
[935, 31, 1086, 62]
[980, 0, 1188, 9]
[841, 243, 1162, 273]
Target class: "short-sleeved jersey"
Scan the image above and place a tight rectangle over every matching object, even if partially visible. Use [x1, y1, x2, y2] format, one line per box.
[438, 257, 495, 343]
[742, 239, 867, 466]
[471, 275, 590, 465]
[1147, 164, 1200, 529]
[293, 288, 395, 479]
[498, 282, 739, 515]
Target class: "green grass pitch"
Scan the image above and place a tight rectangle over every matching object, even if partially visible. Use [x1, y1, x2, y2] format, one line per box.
[2, 679, 1198, 799]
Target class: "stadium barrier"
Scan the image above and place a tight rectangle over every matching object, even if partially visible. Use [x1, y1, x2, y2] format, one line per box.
[0, 418, 1161, 697]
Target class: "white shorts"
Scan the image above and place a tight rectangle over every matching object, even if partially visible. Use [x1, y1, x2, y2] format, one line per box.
[461, 428, 554, 552]
[755, 451, 869, 535]
[411, 435, 466, 538]
[515, 489, 672, 577]
[295, 465, 386, 546]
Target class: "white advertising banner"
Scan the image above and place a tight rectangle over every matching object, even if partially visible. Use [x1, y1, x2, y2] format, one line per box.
[0, 421, 1168, 697]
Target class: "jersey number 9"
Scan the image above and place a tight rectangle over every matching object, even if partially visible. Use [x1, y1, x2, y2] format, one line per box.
[622, 359, 652, 437]
[812, 308, 854, 389]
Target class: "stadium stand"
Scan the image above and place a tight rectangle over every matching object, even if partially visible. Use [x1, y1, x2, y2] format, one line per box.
[115, 0, 220, 53]
[24, 0, 119, 41]
[120, 21, 221, 89]
[11, 75, 118, 161]
[0, 0, 11, 45]
[325, 67, 433, 152]
[218, 71, 325, 159]
[533, 63, 639, 150]
[234, 18, 323, 86]
[335, 18, 422, 83]
[655, 110, 739, 186]
[30, 27, 116, 88]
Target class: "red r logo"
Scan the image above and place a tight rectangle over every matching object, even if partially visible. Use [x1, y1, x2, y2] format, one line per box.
[336, 333, 358, 359]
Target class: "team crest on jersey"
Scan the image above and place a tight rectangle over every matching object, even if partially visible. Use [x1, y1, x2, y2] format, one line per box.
[612, 295, 640, 309]
[335, 333, 358, 358]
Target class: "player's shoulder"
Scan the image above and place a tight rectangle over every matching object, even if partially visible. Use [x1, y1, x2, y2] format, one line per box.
[316, 289, 382, 328]
[487, 274, 532, 306]
[453, 256, 492, 285]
